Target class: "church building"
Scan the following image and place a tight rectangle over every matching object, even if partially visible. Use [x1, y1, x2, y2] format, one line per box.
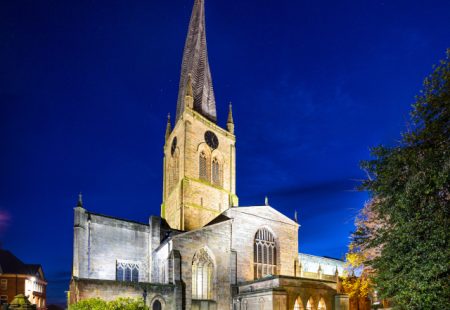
[69, 1, 349, 309]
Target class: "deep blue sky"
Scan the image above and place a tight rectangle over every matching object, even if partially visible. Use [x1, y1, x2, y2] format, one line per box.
[1, 0, 449, 305]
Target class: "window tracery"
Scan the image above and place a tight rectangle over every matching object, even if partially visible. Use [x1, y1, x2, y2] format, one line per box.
[192, 248, 214, 300]
[253, 228, 277, 279]
[116, 261, 139, 282]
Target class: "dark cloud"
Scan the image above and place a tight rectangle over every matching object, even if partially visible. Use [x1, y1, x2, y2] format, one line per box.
[47, 270, 71, 280]
[270, 179, 361, 198]
[0, 210, 10, 234]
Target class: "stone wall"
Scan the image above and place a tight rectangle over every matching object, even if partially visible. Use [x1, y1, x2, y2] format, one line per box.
[73, 209, 150, 282]
[225, 206, 299, 283]
[163, 108, 237, 231]
[171, 220, 233, 310]
[69, 278, 176, 309]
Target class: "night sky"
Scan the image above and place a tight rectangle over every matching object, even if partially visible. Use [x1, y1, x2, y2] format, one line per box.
[1, 0, 449, 305]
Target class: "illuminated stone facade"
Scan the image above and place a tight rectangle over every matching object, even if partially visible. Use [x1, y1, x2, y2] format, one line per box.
[69, 0, 349, 309]
[162, 108, 238, 231]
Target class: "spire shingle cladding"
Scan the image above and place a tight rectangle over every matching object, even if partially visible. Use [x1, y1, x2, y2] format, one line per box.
[176, 0, 217, 123]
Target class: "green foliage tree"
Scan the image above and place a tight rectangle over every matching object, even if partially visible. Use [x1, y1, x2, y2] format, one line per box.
[108, 298, 148, 310]
[69, 298, 108, 310]
[69, 297, 148, 310]
[359, 49, 450, 309]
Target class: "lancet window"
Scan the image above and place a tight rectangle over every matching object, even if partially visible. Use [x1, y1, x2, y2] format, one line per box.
[253, 228, 277, 279]
[192, 248, 214, 300]
[212, 157, 221, 186]
[172, 153, 179, 189]
[199, 151, 208, 181]
[116, 261, 139, 282]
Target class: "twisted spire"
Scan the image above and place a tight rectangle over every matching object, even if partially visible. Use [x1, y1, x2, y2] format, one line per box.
[176, 0, 217, 123]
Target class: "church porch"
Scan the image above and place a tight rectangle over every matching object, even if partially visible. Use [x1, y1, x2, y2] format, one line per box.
[234, 275, 348, 310]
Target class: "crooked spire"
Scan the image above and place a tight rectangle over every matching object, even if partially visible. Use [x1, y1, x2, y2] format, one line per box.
[176, 0, 217, 123]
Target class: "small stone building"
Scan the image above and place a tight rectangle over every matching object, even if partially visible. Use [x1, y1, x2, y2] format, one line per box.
[69, 1, 349, 309]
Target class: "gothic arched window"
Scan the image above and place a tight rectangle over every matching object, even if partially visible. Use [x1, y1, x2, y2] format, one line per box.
[192, 248, 214, 300]
[172, 153, 179, 188]
[199, 151, 208, 181]
[253, 228, 277, 279]
[116, 261, 139, 282]
[212, 157, 221, 186]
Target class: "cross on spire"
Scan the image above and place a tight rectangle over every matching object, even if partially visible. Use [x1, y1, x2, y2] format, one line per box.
[176, 0, 217, 123]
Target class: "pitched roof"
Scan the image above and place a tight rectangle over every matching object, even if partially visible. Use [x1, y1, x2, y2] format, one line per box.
[0, 250, 45, 279]
[176, 0, 217, 123]
[204, 213, 231, 226]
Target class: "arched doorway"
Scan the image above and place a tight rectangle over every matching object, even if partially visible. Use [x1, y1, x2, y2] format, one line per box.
[152, 300, 162, 310]
[306, 297, 314, 310]
[318, 298, 326, 310]
[294, 297, 304, 310]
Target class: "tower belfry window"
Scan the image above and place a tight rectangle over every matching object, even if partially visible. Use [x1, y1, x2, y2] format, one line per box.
[199, 151, 208, 181]
[172, 153, 179, 189]
[253, 228, 277, 279]
[212, 157, 221, 186]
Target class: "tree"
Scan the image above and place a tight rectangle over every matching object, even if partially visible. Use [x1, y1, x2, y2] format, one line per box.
[341, 243, 372, 308]
[69, 298, 108, 310]
[69, 298, 148, 310]
[108, 298, 148, 310]
[359, 49, 450, 309]
[342, 200, 380, 309]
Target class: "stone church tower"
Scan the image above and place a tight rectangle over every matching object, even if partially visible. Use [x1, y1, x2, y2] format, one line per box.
[162, 0, 238, 231]
[69, 1, 350, 309]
